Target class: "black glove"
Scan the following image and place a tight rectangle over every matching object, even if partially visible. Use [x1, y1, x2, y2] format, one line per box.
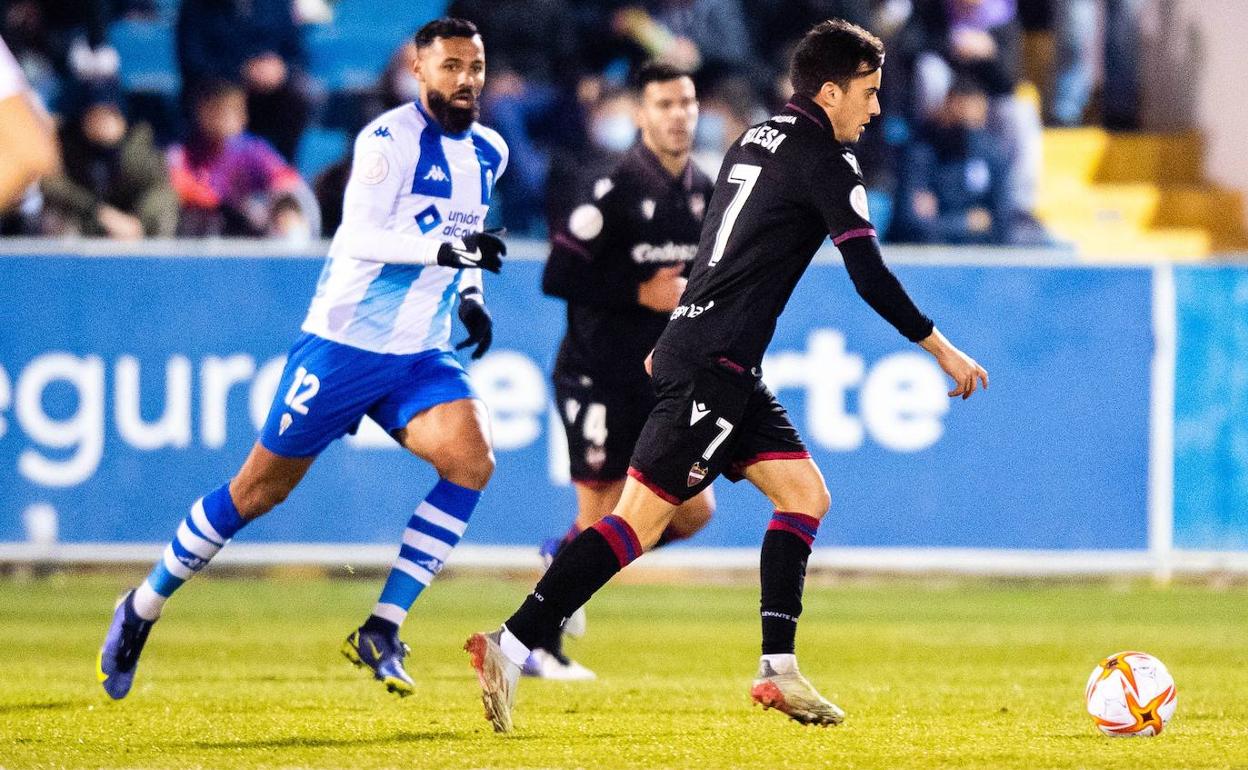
[455, 287, 493, 359]
[436, 228, 506, 273]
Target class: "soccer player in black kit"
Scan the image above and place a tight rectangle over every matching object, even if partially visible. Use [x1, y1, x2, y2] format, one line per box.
[528, 63, 717, 680]
[467, 19, 989, 732]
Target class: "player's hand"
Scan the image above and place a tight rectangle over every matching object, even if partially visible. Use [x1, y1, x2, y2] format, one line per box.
[437, 228, 506, 273]
[637, 265, 686, 312]
[644, 349, 653, 376]
[919, 328, 989, 400]
[455, 288, 493, 359]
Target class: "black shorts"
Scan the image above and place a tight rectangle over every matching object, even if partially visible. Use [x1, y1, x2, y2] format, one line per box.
[628, 352, 809, 504]
[554, 371, 657, 486]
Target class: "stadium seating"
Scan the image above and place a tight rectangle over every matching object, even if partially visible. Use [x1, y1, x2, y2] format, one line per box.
[1037, 128, 1248, 259]
[296, 125, 350, 181]
[110, 20, 180, 96]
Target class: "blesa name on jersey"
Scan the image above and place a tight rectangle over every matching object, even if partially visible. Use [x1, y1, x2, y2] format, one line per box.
[740, 125, 787, 153]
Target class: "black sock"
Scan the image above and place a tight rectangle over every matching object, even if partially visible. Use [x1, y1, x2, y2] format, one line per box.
[760, 511, 820, 655]
[361, 614, 400, 636]
[506, 514, 642, 650]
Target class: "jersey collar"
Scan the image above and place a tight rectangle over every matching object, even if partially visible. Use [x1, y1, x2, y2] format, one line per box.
[631, 140, 695, 191]
[413, 99, 473, 140]
[785, 93, 834, 135]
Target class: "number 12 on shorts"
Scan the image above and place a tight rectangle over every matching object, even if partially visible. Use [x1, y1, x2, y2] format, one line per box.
[283, 366, 320, 415]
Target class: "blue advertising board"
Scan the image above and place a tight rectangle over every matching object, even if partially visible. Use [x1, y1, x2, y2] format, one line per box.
[0, 249, 1153, 550]
[1173, 265, 1248, 551]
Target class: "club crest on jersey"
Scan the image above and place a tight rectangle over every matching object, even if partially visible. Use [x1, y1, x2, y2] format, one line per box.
[687, 461, 708, 487]
[641, 199, 656, 220]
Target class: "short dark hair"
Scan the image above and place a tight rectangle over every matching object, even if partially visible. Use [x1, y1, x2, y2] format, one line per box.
[191, 78, 244, 107]
[633, 61, 692, 94]
[790, 19, 885, 97]
[414, 17, 479, 49]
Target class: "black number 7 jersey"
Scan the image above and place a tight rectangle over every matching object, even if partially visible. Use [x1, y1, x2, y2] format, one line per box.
[655, 93, 883, 372]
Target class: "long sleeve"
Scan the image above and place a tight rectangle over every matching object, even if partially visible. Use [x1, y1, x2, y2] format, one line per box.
[807, 148, 933, 342]
[541, 182, 647, 310]
[328, 127, 450, 266]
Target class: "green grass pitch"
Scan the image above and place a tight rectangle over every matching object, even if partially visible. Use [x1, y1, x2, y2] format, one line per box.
[2, 572, 1247, 769]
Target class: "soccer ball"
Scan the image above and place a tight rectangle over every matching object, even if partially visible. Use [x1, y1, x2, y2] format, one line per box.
[1084, 651, 1177, 737]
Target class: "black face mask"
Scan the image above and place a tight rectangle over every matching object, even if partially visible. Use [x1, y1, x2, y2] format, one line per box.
[426, 88, 478, 134]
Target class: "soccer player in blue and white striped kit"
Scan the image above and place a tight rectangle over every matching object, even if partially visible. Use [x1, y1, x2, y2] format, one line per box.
[98, 17, 509, 700]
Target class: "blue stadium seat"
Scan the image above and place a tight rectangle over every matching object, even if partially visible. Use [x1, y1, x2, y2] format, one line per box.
[110, 20, 180, 96]
[297, 126, 350, 181]
[305, 27, 401, 92]
[330, 0, 448, 34]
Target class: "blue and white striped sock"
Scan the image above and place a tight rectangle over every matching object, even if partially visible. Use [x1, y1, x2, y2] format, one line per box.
[131, 483, 247, 621]
[371, 479, 481, 628]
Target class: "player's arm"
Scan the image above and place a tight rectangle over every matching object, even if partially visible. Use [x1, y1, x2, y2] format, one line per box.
[332, 130, 503, 272]
[0, 91, 59, 212]
[542, 183, 658, 309]
[812, 154, 988, 398]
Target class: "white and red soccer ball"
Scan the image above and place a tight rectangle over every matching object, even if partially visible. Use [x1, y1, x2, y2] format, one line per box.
[1084, 651, 1177, 737]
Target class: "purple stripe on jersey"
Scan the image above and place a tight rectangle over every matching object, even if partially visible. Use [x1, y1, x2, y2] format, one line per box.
[767, 511, 821, 548]
[552, 231, 592, 260]
[785, 100, 826, 129]
[832, 227, 877, 246]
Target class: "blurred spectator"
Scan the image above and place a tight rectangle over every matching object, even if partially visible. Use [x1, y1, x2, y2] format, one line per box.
[2, 0, 120, 109]
[742, 0, 872, 103]
[545, 85, 635, 229]
[312, 155, 349, 238]
[314, 37, 422, 238]
[375, 39, 421, 114]
[168, 79, 316, 238]
[448, 0, 584, 233]
[1051, 0, 1143, 129]
[890, 80, 1010, 244]
[611, 1, 756, 81]
[176, 0, 311, 162]
[910, 0, 1046, 243]
[690, 74, 763, 177]
[40, 81, 178, 238]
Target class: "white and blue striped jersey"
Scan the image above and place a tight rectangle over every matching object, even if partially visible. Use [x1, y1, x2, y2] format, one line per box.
[302, 101, 508, 354]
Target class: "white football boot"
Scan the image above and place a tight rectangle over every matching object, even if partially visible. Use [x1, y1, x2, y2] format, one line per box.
[750, 657, 845, 726]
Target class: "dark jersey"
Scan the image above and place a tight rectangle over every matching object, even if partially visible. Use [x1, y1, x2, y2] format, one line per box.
[656, 93, 934, 372]
[543, 141, 715, 384]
